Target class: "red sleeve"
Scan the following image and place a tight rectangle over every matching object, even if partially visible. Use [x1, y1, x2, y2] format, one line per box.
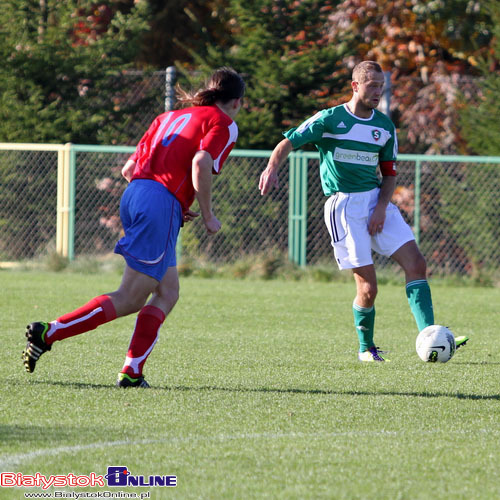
[130, 115, 163, 164]
[380, 160, 397, 176]
[200, 120, 238, 174]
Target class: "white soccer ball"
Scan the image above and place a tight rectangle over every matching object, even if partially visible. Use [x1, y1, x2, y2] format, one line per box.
[416, 325, 456, 363]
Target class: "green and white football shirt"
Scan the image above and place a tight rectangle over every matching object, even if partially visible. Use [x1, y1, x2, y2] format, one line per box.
[284, 104, 398, 195]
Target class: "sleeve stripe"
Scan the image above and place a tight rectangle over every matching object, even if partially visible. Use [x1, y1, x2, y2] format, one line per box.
[213, 121, 238, 173]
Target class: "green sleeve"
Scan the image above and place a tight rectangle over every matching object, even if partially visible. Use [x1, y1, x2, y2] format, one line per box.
[283, 111, 325, 149]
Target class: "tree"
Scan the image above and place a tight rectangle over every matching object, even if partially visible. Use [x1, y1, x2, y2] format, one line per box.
[138, 0, 233, 67]
[0, 1, 151, 260]
[0, 0, 150, 144]
[181, 0, 353, 150]
[326, 0, 494, 154]
[323, 0, 499, 278]
[459, 0, 500, 155]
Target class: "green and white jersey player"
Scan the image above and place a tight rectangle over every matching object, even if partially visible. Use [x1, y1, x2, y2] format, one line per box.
[285, 101, 397, 195]
[259, 60, 468, 362]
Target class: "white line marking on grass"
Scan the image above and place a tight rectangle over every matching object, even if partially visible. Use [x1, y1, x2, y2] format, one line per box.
[1, 429, 497, 470]
[0, 432, 372, 469]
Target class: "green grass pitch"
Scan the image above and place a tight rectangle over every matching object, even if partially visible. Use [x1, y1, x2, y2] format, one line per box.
[1, 271, 499, 499]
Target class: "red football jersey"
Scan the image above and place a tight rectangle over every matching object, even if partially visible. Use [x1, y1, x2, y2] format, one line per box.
[130, 105, 238, 211]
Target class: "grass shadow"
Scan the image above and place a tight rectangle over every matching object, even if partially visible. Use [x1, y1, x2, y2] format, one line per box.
[0, 424, 81, 444]
[162, 384, 500, 400]
[6, 378, 499, 400]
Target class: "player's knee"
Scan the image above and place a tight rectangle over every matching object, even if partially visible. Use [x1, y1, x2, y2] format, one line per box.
[359, 281, 377, 304]
[366, 284, 378, 302]
[407, 252, 427, 277]
[417, 253, 427, 275]
[166, 287, 180, 307]
[113, 295, 147, 317]
[157, 284, 179, 308]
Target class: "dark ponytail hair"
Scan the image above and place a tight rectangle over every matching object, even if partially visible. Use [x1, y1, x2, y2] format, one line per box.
[176, 67, 245, 107]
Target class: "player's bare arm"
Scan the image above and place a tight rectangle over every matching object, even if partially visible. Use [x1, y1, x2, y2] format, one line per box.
[259, 138, 294, 195]
[192, 150, 221, 235]
[121, 159, 136, 182]
[368, 175, 397, 235]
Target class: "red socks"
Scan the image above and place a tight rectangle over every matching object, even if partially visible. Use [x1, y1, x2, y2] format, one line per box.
[120, 305, 166, 377]
[45, 295, 117, 344]
[44, 298, 165, 378]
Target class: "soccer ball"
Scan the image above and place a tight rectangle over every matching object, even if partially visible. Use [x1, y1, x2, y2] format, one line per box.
[416, 325, 456, 363]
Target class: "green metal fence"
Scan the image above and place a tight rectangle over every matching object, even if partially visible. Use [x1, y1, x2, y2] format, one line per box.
[289, 152, 500, 275]
[0, 143, 499, 277]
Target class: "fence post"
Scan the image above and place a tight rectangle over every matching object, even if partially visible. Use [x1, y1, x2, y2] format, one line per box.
[165, 66, 177, 111]
[56, 143, 72, 259]
[165, 66, 183, 261]
[288, 151, 308, 266]
[380, 71, 392, 117]
[413, 159, 421, 245]
[68, 144, 76, 261]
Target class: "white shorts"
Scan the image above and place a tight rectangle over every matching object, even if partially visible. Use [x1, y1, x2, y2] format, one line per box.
[324, 188, 415, 270]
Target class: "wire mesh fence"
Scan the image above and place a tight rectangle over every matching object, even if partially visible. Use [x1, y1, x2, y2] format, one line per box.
[113, 69, 484, 156]
[119, 70, 167, 145]
[412, 158, 500, 276]
[0, 145, 498, 280]
[183, 152, 290, 263]
[302, 155, 500, 276]
[0, 147, 59, 261]
[73, 150, 131, 256]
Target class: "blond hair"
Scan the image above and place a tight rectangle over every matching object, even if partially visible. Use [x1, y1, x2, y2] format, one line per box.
[352, 61, 383, 83]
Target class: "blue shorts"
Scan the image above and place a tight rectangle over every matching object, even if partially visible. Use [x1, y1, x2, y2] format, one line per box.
[114, 179, 182, 281]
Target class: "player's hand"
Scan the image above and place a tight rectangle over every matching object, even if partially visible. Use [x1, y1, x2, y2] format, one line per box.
[259, 167, 279, 195]
[183, 209, 200, 223]
[203, 214, 221, 235]
[368, 205, 386, 235]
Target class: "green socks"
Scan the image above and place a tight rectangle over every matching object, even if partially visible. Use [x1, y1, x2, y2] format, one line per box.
[353, 279, 433, 351]
[406, 279, 434, 332]
[353, 302, 375, 352]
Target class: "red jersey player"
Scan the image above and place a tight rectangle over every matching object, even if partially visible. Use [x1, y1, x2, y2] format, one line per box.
[22, 67, 245, 387]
